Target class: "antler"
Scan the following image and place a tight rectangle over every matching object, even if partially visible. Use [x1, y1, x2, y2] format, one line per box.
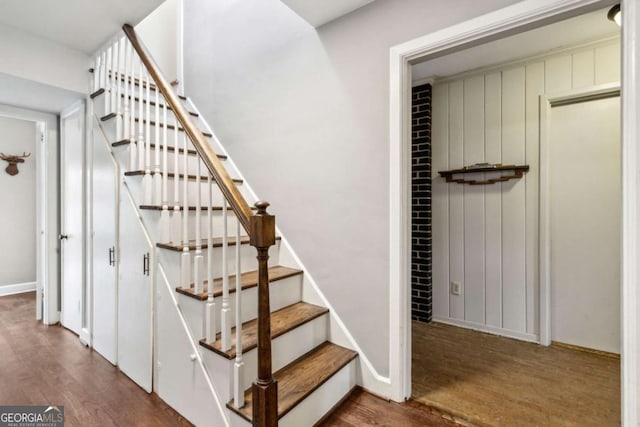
[17, 152, 31, 159]
[0, 152, 31, 160]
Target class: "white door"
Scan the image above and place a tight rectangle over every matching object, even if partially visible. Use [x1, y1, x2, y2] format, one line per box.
[60, 103, 85, 336]
[549, 94, 620, 354]
[92, 126, 119, 364]
[118, 187, 154, 392]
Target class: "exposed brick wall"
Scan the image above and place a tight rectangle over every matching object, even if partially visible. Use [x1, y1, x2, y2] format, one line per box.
[411, 83, 432, 323]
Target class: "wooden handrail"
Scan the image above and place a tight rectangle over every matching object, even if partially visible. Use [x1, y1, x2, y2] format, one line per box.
[122, 24, 253, 232]
[122, 24, 278, 426]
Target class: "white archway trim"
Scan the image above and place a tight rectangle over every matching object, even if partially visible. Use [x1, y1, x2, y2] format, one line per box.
[389, 3, 638, 426]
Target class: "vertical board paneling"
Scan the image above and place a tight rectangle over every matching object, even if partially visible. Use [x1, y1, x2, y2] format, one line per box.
[572, 50, 595, 88]
[432, 84, 450, 318]
[448, 81, 465, 320]
[501, 66, 526, 333]
[545, 55, 572, 94]
[428, 39, 620, 340]
[594, 44, 621, 85]
[484, 72, 502, 328]
[463, 76, 486, 324]
[525, 62, 544, 335]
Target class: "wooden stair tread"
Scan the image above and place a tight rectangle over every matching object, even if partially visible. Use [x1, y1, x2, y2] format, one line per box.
[228, 342, 358, 421]
[176, 265, 302, 301]
[200, 302, 328, 360]
[124, 170, 242, 184]
[156, 235, 281, 252]
[112, 139, 226, 159]
[101, 114, 212, 137]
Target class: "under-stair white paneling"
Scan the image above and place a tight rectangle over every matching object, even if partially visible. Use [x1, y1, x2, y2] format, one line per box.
[0, 115, 36, 288]
[431, 39, 620, 339]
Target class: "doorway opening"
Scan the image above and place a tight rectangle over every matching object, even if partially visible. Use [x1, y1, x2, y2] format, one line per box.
[404, 5, 622, 426]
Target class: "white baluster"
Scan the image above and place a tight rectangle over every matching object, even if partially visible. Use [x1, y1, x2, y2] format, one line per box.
[137, 57, 145, 171]
[221, 198, 232, 351]
[127, 48, 136, 171]
[193, 157, 204, 294]
[234, 218, 245, 407]
[115, 39, 123, 141]
[171, 115, 181, 244]
[153, 85, 162, 204]
[180, 133, 191, 289]
[93, 55, 101, 93]
[111, 40, 118, 118]
[160, 95, 170, 243]
[143, 71, 152, 205]
[100, 50, 107, 93]
[205, 174, 216, 341]
[104, 46, 112, 114]
[123, 41, 131, 141]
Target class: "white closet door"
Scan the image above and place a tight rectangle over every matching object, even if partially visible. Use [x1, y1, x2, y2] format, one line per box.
[92, 127, 119, 364]
[118, 188, 154, 392]
[549, 95, 620, 354]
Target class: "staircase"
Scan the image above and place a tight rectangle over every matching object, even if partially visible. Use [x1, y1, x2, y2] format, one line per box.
[88, 25, 358, 426]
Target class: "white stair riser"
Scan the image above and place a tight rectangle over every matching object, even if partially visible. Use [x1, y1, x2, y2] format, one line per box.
[122, 168, 245, 209]
[143, 207, 248, 243]
[280, 359, 357, 427]
[201, 313, 327, 405]
[177, 273, 302, 339]
[157, 241, 281, 287]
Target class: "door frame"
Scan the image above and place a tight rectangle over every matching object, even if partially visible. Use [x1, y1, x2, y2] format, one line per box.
[388, 0, 640, 424]
[60, 100, 88, 343]
[539, 83, 621, 346]
[0, 104, 58, 323]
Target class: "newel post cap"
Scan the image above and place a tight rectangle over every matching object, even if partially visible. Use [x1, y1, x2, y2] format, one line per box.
[250, 201, 276, 248]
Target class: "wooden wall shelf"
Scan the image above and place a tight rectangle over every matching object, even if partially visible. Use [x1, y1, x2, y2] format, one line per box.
[438, 164, 529, 185]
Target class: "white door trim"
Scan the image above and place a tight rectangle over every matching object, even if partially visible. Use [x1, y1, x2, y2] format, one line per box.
[389, 2, 638, 425]
[539, 83, 620, 347]
[0, 105, 57, 323]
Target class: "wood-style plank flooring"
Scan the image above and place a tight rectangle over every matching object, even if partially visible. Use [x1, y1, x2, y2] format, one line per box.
[320, 387, 458, 426]
[0, 292, 191, 427]
[412, 321, 620, 426]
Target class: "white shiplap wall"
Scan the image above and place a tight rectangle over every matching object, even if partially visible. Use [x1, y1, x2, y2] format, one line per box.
[431, 38, 620, 341]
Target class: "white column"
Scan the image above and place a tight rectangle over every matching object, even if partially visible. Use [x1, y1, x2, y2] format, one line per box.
[180, 133, 191, 289]
[160, 94, 170, 243]
[153, 85, 162, 205]
[205, 174, 216, 341]
[171, 115, 181, 244]
[233, 218, 245, 407]
[220, 198, 232, 351]
[143, 71, 152, 205]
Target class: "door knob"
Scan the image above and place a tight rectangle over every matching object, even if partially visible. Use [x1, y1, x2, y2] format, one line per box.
[58, 234, 69, 240]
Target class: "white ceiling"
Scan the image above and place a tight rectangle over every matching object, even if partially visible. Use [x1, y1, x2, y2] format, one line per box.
[0, 0, 164, 54]
[281, 0, 377, 27]
[412, 7, 620, 82]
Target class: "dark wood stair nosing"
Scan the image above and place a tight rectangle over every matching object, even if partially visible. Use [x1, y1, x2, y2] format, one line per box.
[175, 265, 303, 301]
[111, 139, 227, 160]
[140, 204, 253, 213]
[226, 342, 359, 422]
[199, 302, 329, 360]
[123, 170, 242, 184]
[156, 236, 281, 252]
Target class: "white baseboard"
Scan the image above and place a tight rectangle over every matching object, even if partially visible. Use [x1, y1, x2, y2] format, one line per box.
[0, 282, 37, 297]
[432, 316, 539, 344]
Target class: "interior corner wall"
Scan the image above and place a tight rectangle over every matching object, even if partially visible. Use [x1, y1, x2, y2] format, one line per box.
[431, 38, 620, 340]
[136, 0, 178, 83]
[0, 115, 37, 288]
[183, 0, 522, 376]
[0, 24, 89, 94]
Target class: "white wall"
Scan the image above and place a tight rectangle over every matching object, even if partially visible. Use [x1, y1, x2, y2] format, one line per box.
[183, 0, 522, 375]
[0, 23, 89, 94]
[431, 38, 620, 340]
[136, 0, 178, 83]
[0, 115, 37, 288]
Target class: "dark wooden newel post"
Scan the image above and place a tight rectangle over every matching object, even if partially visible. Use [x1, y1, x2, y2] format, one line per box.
[250, 201, 278, 427]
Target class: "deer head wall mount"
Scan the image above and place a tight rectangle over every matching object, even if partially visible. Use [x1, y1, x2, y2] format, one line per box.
[0, 152, 31, 176]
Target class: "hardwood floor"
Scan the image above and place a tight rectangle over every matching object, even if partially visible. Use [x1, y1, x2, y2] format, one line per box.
[0, 292, 191, 427]
[412, 321, 620, 427]
[319, 387, 458, 426]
